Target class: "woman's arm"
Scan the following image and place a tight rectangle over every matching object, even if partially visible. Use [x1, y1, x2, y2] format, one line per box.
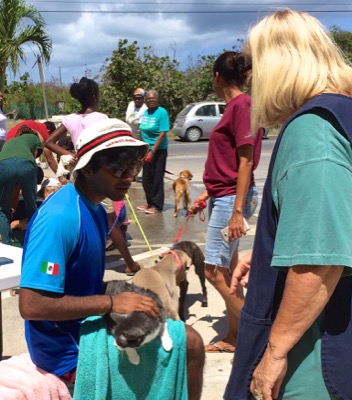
[43, 148, 58, 173]
[45, 124, 75, 158]
[228, 144, 254, 240]
[250, 264, 344, 399]
[145, 131, 167, 160]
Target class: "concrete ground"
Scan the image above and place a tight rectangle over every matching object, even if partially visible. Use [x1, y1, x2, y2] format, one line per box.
[2, 159, 260, 399]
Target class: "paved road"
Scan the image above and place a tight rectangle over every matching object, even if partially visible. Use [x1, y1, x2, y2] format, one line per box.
[2, 136, 275, 399]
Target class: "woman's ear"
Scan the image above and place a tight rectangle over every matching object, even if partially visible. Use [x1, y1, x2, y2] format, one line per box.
[212, 72, 221, 88]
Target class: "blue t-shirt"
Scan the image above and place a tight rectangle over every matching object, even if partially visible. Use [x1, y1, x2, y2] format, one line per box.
[139, 107, 169, 149]
[20, 183, 108, 376]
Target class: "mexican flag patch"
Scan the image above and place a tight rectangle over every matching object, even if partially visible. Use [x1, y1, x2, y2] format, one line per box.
[40, 261, 59, 276]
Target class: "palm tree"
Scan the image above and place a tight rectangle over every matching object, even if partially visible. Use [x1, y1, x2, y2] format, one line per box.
[0, 0, 52, 91]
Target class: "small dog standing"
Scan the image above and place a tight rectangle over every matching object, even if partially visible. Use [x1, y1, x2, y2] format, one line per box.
[172, 170, 193, 217]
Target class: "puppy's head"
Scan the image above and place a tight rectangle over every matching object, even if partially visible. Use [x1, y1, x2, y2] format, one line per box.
[158, 249, 192, 284]
[178, 170, 193, 180]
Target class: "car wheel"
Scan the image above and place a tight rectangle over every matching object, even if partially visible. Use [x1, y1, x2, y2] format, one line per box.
[185, 127, 202, 142]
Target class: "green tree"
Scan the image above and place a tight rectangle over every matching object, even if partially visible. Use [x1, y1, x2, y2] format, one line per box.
[0, 0, 52, 92]
[100, 39, 217, 122]
[5, 74, 74, 119]
[330, 25, 352, 63]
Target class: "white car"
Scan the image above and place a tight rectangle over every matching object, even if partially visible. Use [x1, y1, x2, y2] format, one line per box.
[172, 101, 226, 142]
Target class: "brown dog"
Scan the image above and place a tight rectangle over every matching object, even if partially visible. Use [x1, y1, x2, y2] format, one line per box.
[132, 249, 192, 320]
[172, 169, 193, 217]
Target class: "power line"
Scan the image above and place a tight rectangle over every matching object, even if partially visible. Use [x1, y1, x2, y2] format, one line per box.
[30, 1, 352, 4]
[35, 10, 352, 13]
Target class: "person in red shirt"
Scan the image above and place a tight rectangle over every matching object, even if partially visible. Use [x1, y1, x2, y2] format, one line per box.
[190, 51, 262, 353]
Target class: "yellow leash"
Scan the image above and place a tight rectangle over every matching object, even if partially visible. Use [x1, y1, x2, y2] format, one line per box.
[125, 194, 158, 262]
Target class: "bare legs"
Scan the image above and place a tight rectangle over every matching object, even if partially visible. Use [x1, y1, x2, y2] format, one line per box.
[185, 324, 205, 400]
[204, 246, 245, 350]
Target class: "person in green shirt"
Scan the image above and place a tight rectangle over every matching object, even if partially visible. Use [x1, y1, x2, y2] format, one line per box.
[0, 127, 42, 244]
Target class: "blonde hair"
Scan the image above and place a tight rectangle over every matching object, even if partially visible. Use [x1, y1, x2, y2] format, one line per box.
[248, 9, 352, 131]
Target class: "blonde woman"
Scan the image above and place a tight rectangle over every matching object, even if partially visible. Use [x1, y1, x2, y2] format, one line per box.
[225, 9, 352, 400]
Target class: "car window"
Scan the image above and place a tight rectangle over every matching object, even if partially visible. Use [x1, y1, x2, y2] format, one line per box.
[179, 104, 195, 116]
[195, 105, 216, 117]
[219, 104, 226, 116]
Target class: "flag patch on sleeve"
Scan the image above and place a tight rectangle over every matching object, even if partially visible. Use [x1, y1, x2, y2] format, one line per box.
[40, 261, 60, 276]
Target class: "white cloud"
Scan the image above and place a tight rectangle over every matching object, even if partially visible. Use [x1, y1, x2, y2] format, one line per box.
[12, 0, 352, 85]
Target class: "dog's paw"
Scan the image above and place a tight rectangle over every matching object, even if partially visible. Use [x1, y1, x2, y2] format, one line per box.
[173, 212, 178, 218]
[125, 347, 140, 365]
[160, 322, 173, 352]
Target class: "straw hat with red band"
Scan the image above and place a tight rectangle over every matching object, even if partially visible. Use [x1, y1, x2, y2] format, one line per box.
[72, 118, 149, 178]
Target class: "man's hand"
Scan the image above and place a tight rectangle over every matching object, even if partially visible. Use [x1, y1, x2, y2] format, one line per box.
[250, 344, 288, 400]
[230, 250, 252, 295]
[111, 292, 160, 319]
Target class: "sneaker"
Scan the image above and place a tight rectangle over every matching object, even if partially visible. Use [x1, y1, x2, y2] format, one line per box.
[145, 207, 160, 214]
[136, 204, 149, 211]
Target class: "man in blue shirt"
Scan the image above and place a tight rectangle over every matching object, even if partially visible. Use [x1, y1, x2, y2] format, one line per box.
[19, 118, 204, 399]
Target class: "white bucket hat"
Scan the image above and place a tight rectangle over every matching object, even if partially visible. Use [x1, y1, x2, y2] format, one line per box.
[72, 118, 148, 178]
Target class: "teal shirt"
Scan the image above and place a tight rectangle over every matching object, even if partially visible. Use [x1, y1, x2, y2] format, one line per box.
[272, 113, 352, 270]
[271, 113, 352, 399]
[140, 107, 169, 150]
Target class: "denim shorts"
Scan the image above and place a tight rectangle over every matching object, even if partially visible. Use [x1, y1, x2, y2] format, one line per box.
[204, 186, 258, 268]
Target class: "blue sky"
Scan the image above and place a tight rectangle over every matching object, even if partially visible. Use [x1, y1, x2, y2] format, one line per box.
[13, 0, 352, 85]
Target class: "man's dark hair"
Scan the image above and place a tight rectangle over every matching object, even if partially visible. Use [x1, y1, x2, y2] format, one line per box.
[44, 121, 56, 134]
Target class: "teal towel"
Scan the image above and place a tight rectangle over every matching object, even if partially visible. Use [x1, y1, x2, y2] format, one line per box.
[74, 316, 188, 400]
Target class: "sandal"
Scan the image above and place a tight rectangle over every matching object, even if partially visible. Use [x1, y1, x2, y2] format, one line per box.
[205, 341, 235, 353]
[105, 240, 115, 251]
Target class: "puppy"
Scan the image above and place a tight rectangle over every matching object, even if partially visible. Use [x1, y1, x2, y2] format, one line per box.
[104, 280, 173, 365]
[172, 169, 193, 217]
[133, 249, 192, 320]
[171, 241, 208, 321]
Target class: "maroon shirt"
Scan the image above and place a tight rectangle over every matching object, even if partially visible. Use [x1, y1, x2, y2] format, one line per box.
[203, 93, 262, 197]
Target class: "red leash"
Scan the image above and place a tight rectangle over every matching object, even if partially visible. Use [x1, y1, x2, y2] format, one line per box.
[173, 200, 207, 244]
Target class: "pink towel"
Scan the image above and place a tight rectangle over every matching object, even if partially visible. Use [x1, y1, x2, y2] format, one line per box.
[0, 353, 71, 400]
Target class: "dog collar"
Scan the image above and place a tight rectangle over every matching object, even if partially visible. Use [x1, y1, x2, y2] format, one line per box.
[165, 250, 183, 274]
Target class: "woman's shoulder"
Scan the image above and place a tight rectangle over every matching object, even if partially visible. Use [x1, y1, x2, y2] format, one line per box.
[157, 106, 169, 116]
[279, 112, 352, 170]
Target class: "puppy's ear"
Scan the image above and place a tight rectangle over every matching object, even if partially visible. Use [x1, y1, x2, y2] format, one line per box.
[159, 250, 170, 259]
[179, 252, 192, 268]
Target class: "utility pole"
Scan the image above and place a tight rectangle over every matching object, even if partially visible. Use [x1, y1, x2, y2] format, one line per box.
[37, 55, 49, 119]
